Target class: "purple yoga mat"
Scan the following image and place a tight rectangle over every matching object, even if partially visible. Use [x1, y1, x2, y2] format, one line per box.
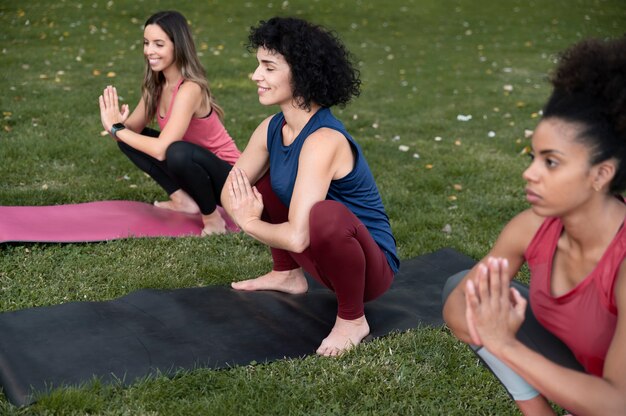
[0, 201, 239, 243]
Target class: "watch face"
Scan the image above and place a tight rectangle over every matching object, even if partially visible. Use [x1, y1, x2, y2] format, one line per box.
[113, 123, 125, 129]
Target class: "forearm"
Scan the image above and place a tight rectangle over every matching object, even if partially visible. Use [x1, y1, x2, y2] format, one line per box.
[114, 128, 170, 161]
[497, 341, 626, 415]
[243, 218, 309, 253]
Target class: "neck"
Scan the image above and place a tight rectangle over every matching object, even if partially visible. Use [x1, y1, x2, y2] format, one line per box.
[281, 101, 321, 131]
[560, 193, 625, 252]
[162, 66, 182, 86]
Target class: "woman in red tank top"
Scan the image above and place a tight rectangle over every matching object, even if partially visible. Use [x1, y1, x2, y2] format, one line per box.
[443, 37, 626, 415]
[98, 11, 240, 236]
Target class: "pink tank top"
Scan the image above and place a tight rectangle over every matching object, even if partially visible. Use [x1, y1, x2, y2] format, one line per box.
[525, 216, 626, 376]
[157, 79, 240, 165]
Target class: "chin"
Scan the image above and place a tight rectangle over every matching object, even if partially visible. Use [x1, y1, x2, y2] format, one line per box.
[529, 204, 560, 218]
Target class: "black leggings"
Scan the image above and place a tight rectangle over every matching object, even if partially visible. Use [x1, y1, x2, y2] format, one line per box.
[118, 128, 233, 215]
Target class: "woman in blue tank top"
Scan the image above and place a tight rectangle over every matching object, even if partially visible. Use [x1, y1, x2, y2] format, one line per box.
[221, 17, 399, 357]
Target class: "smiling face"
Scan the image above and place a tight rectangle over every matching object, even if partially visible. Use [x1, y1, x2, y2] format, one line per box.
[143, 24, 175, 73]
[251, 47, 294, 107]
[522, 118, 604, 217]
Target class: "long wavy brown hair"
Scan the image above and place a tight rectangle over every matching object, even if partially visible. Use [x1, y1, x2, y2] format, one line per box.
[142, 11, 224, 123]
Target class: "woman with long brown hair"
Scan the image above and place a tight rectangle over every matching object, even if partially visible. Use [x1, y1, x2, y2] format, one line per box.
[99, 10, 240, 235]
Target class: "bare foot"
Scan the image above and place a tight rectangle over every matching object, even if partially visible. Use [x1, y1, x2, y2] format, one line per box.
[316, 315, 370, 357]
[200, 210, 227, 236]
[154, 189, 200, 214]
[231, 268, 308, 294]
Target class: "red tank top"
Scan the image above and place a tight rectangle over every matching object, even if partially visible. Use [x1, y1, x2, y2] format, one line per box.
[157, 79, 240, 165]
[525, 216, 626, 376]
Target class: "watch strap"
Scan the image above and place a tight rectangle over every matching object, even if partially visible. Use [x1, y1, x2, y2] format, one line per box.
[110, 123, 126, 139]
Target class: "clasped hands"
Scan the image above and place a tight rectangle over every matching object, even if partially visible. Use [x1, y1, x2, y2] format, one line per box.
[226, 168, 264, 231]
[98, 85, 129, 136]
[464, 257, 527, 353]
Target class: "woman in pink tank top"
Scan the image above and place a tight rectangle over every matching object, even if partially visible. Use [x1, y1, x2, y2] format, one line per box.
[443, 37, 626, 415]
[98, 11, 240, 236]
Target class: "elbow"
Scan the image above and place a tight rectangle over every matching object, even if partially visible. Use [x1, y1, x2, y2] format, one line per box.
[442, 291, 474, 344]
[154, 143, 173, 162]
[154, 145, 168, 161]
[288, 232, 309, 254]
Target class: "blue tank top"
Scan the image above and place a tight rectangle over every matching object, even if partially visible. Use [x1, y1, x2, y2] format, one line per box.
[267, 107, 399, 273]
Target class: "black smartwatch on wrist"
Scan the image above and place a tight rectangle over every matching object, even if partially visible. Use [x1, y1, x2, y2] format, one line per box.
[110, 123, 126, 139]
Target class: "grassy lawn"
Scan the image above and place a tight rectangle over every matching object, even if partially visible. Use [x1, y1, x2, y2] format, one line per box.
[1, 0, 625, 414]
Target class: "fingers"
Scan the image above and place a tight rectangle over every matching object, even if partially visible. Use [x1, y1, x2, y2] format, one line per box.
[252, 186, 264, 206]
[235, 168, 251, 196]
[510, 287, 527, 318]
[100, 86, 118, 107]
[121, 104, 130, 120]
[464, 279, 483, 345]
[228, 168, 252, 201]
[477, 262, 490, 308]
[228, 169, 241, 203]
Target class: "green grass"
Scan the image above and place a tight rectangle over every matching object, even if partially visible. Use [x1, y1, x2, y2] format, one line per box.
[1, 0, 625, 414]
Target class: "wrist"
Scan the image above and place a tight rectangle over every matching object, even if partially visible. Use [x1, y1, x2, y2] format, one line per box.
[486, 337, 519, 360]
[110, 122, 126, 139]
[242, 217, 261, 233]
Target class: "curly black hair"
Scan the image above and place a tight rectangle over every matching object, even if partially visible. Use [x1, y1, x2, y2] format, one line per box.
[247, 17, 361, 110]
[543, 35, 626, 194]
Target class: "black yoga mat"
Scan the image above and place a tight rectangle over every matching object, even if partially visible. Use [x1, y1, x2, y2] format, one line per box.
[0, 248, 475, 406]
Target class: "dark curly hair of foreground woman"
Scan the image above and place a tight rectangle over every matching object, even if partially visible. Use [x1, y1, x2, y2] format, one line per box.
[544, 35, 626, 193]
[247, 16, 361, 110]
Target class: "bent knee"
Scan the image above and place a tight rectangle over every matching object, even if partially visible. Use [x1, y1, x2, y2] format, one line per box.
[309, 201, 350, 246]
[442, 270, 474, 343]
[165, 141, 192, 169]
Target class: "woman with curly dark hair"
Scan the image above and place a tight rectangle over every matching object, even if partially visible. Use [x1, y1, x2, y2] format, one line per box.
[221, 17, 399, 357]
[442, 36, 626, 415]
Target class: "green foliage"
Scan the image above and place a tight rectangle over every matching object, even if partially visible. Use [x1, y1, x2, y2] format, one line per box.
[1, 0, 624, 414]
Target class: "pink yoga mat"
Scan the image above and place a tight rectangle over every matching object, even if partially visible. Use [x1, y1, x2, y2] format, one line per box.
[0, 201, 239, 243]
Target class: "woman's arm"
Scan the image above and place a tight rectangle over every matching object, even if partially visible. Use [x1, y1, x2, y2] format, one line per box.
[466, 259, 626, 415]
[226, 127, 352, 252]
[442, 209, 543, 343]
[220, 116, 272, 217]
[99, 82, 204, 160]
[122, 96, 148, 134]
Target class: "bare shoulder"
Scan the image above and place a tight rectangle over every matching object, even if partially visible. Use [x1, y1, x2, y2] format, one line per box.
[177, 81, 204, 106]
[249, 115, 274, 142]
[302, 127, 349, 153]
[300, 128, 353, 180]
[488, 208, 545, 260]
[504, 208, 544, 236]
[240, 114, 275, 157]
[177, 80, 202, 95]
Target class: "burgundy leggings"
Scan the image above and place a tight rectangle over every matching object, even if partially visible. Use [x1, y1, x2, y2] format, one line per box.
[255, 175, 395, 320]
